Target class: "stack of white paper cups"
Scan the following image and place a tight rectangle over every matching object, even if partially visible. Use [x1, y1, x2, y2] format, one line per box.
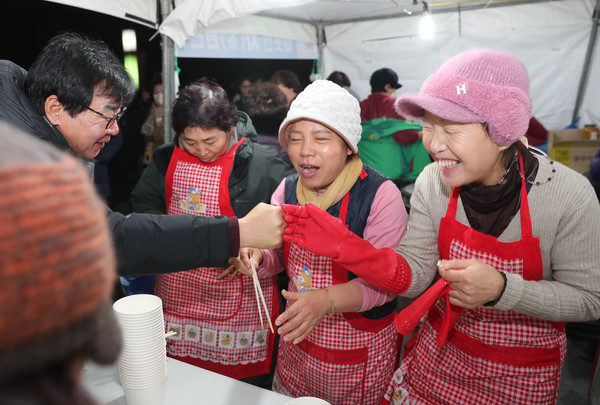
[113, 294, 167, 405]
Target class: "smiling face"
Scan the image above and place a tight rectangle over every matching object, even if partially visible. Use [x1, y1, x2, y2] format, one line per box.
[179, 126, 231, 164]
[46, 92, 122, 160]
[285, 120, 352, 190]
[422, 111, 509, 187]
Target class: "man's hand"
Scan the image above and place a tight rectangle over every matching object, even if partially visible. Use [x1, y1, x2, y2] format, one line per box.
[239, 203, 286, 249]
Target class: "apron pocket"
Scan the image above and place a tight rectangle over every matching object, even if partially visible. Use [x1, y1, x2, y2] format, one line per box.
[277, 339, 369, 404]
[157, 268, 243, 321]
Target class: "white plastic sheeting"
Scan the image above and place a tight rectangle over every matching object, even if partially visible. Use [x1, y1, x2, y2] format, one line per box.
[159, 0, 319, 48]
[322, 0, 599, 129]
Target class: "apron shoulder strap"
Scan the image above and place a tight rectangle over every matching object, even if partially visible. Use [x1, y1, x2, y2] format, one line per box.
[517, 150, 533, 238]
[445, 187, 460, 218]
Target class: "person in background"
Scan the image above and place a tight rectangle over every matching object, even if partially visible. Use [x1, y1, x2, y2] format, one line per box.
[130, 78, 294, 388]
[243, 80, 292, 166]
[141, 80, 165, 163]
[326, 70, 360, 100]
[270, 69, 303, 106]
[0, 122, 121, 405]
[282, 49, 600, 405]
[0, 32, 288, 278]
[359, 68, 430, 188]
[524, 116, 549, 148]
[233, 80, 408, 404]
[107, 89, 148, 215]
[586, 147, 600, 201]
[231, 77, 252, 111]
[94, 128, 123, 203]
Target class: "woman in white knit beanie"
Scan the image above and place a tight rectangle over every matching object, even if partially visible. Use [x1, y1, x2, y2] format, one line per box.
[233, 80, 410, 404]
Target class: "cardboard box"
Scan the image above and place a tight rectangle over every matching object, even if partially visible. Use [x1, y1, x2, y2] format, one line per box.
[548, 129, 600, 174]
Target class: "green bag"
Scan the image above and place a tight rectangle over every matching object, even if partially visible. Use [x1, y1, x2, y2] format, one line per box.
[358, 118, 431, 180]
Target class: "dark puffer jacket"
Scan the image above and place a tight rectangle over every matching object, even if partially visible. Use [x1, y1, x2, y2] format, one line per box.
[0, 60, 235, 275]
[131, 111, 294, 218]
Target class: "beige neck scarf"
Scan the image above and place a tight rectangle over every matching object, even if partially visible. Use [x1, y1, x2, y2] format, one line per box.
[296, 154, 363, 211]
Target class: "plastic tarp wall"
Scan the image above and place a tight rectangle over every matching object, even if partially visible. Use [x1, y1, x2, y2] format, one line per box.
[323, 0, 599, 130]
[160, 1, 318, 47]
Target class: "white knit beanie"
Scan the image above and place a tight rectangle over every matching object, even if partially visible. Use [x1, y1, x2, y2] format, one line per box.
[279, 80, 362, 153]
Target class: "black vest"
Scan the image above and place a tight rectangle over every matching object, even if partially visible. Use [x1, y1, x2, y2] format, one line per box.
[284, 164, 397, 320]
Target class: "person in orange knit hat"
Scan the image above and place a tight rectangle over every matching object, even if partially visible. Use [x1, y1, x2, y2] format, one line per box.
[0, 122, 121, 405]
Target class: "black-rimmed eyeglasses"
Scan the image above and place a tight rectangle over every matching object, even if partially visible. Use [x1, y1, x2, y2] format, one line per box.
[86, 106, 127, 129]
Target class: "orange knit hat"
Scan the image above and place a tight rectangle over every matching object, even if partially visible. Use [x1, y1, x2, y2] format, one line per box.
[0, 122, 119, 379]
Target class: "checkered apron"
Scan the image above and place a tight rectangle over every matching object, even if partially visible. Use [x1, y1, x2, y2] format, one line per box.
[274, 195, 400, 405]
[156, 141, 277, 379]
[384, 152, 566, 405]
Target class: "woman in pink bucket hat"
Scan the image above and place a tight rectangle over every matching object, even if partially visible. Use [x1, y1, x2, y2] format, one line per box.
[281, 49, 600, 404]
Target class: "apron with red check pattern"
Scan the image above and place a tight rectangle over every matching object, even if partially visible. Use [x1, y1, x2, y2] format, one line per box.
[155, 139, 277, 380]
[273, 193, 401, 405]
[385, 152, 566, 404]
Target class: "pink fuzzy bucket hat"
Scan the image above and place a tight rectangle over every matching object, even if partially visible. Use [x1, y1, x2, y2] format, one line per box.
[395, 49, 531, 146]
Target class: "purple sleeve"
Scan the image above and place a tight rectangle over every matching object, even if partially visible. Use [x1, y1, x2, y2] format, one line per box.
[590, 148, 600, 181]
[228, 216, 240, 258]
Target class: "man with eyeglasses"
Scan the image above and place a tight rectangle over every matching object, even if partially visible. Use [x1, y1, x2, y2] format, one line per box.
[0, 32, 287, 277]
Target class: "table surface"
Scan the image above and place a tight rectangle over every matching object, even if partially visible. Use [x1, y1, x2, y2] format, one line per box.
[81, 357, 292, 405]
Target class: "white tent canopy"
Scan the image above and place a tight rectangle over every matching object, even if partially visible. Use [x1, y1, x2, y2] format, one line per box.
[45, 0, 599, 137]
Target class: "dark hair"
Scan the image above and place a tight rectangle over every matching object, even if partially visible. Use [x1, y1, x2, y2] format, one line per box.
[171, 78, 239, 139]
[369, 68, 401, 93]
[242, 81, 288, 118]
[327, 71, 351, 87]
[25, 32, 136, 117]
[270, 69, 302, 94]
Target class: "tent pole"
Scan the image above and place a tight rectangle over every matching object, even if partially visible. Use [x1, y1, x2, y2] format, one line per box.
[161, 0, 175, 144]
[572, 0, 600, 126]
[317, 24, 325, 79]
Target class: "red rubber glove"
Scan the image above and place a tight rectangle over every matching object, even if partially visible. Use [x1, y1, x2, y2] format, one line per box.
[282, 203, 412, 294]
[395, 278, 450, 335]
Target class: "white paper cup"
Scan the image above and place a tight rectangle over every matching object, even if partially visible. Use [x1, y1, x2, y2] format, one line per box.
[285, 397, 331, 405]
[120, 369, 167, 389]
[113, 294, 162, 316]
[122, 337, 167, 355]
[122, 374, 167, 405]
[120, 358, 166, 372]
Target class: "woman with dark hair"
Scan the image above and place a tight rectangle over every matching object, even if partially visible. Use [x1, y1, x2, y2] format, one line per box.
[130, 78, 293, 388]
[270, 69, 303, 106]
[242, 81, 291, 166]
[327, 70, 360, 100]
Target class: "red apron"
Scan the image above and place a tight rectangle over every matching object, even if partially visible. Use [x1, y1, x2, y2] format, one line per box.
[273, 193, 401, 405]
[385, 152, 566, 404]
[156, 139, 278, 380]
